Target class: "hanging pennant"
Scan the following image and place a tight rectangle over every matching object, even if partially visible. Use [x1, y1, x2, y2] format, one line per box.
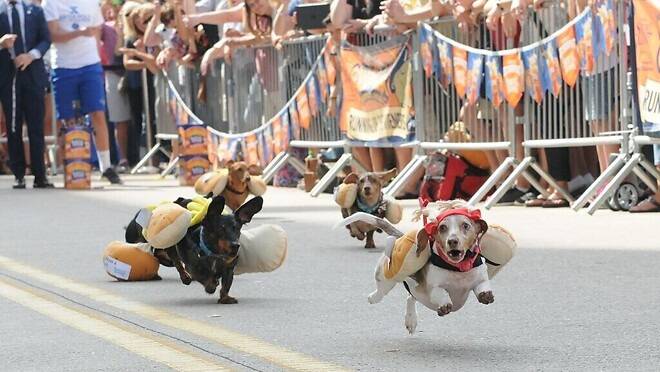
[324, 47, 337, 86]
[261, 125, 274, 165]
[484, 54, 504, 107]
[288, 101, 301, 140]
[575, 10, 597, 73]
[296, 88, 312, 129]
[280, 111, 291, 149]
[436, 37, 453, 89]
[272, 117, 283, 154]
[453, 46, 468, 97]
[244, 133, 259, 165]
[316, 57, 329, 101]
[419, 26, 436, 78]
[594, 0, 617, 56]
[465, 52, 484, 106]
[306, 76, 320, 117]
[522, 48, 544, 104]
[502, 52, 525, 107]
[557, 26, 580, 86]
[540, 40, 563, 97]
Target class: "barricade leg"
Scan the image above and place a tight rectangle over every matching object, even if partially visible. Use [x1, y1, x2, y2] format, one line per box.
[383, 154, 427, 198]
[47, 144, 58, 176]
[632, 164, 657, 193]
[160, 156, 179, 177]
[130, 143, 161, 174]
[572, 153, 626, 211]
[478, 157, 518, 208]
[638, 158, 660, 184]
[529, 160, 574, 203]
[587, 153, 642, 215]
[262, 152, 289, 183]
[310, 153, 352, 197]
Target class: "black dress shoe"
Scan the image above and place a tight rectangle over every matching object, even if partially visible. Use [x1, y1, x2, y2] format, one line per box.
[33, 179, 55, 189]
[13, 178, 26, 189]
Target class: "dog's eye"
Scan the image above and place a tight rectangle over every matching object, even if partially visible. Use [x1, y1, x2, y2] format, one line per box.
[439, 225, 448, 233]
[462, 222, 471, 230]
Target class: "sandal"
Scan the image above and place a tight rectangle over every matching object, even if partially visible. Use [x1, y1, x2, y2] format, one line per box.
[525, 195, 546, 207]
[542, 198, 569, 208]
[629, 197, 660, 213]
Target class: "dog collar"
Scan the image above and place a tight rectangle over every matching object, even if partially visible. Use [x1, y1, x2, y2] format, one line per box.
[225, 183, 248, 195]
[197, 227, 214, 256]
[429, 241, 483, 272]
[356, 194, 383, 215]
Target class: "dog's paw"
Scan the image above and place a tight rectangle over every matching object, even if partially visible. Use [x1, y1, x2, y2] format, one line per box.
[405, 313, 418, 334]
[179, 275, 192, 285]
[477, 291, 494, 305]
[364, 241, 376, 249]
[437, 303, 453, 316]
[218, 296, 238, 304]
[367, 291, 382, 304]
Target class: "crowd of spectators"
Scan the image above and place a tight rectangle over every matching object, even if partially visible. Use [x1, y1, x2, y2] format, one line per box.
[0, 0, 657, 211]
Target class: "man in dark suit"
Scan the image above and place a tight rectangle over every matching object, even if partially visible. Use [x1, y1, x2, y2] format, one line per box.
[0, 0, 52, 189]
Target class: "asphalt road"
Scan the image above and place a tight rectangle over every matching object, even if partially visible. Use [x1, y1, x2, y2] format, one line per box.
[0, 174, 658, 372]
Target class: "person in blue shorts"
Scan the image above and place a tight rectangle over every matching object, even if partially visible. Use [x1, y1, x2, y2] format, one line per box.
[42, 0, 122, 184]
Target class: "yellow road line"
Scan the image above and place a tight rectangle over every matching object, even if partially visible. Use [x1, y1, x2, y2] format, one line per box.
[0, 277, 230, 372]
[0, 256, 348, 371]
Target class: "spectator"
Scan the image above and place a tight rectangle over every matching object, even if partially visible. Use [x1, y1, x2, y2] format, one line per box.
[0, 0, 52, 189]
[42, 0, 123, 184]
[119, 1, 159, 167]
[100, 1, 132, 172]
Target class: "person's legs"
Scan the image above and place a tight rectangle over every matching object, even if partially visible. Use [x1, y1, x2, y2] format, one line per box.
[21, 79, 48, 184]
[394, 147, 423, 195]
[351, 147, 373, 172]
[127, 87, 144, 166]
[369, 148, 386, 172]
[1, 84, 26, 182]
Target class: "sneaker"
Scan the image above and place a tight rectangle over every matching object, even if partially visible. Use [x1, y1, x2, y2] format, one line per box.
[102, 168, 123, 184]
[496, 187, 528, 205]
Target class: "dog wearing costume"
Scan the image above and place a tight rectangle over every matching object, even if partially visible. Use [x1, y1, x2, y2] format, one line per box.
[337, 200, 516, 333]
[334, 170, 403, 248]
[104, 196, 287, 300]
[194, 161, 267, 211]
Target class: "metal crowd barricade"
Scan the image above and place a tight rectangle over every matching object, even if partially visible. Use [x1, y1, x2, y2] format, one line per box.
[261, 34, 344, 186]
[396, 18, 521, 205]
[498, 0, 632, 213]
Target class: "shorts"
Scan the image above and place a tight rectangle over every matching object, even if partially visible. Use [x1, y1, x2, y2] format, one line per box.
[104, 71, 131, 123]
[581, 68, 617, 122]
[52, 63, 106, 120]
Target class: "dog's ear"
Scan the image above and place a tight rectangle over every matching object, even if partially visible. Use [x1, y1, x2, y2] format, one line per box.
[343, 173, 359, 184]
[235, 196, 263, 224]
[247, 164, 263, 176]
[207, 196, 226, 220]
[416, 229, 429, 256]
[475, 218, 488, 240]
[224, 160, 235, 169]
[376, 168, 397, 184]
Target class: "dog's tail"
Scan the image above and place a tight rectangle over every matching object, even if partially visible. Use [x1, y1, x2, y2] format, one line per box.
[333, 212, 404, 238]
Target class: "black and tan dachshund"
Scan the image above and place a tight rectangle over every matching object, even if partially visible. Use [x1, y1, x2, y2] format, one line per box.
[126, 195, 263, 304]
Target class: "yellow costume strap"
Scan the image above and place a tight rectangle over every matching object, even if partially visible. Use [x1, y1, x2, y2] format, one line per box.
[187, 196, 212, 226]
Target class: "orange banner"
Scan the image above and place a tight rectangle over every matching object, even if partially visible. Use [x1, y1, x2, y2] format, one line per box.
[633, 0, 660, 130]
[296, 89, 312, 129]
[339, 38, 413, 142]
[245, 134, 259, 165]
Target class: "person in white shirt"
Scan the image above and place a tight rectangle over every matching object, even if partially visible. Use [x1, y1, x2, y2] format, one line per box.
[42, 0, 122, 184]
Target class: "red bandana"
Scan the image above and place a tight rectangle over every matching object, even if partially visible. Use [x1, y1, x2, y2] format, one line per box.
[424, 208, 484, 272]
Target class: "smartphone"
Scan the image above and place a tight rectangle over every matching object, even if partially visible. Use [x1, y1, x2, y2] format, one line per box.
[295, 2, 331, 31]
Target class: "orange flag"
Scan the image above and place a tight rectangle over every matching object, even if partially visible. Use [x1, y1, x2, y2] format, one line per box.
[296, 88, 312, 129]
[502, 52, 524, 107]
[453, 46, 468, 98]
[557, 26, 580, 87]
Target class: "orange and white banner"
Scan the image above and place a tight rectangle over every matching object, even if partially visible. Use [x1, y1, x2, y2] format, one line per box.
[502, 53, 524, 107]
[633, 0, 660, 131]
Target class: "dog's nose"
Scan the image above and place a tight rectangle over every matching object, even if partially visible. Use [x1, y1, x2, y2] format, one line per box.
[363, 186, 372, 193]
[447, 238, 459, 249]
